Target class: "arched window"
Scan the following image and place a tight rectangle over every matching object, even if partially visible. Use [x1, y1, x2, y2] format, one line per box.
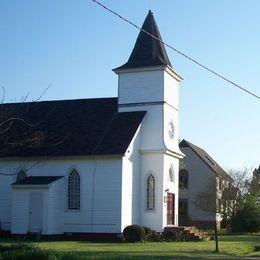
[179, 169, 188, 189]
[147, 174, 155, 210]
[68, 169, 80, 210]
[16, 170, 26, 181]
[169, 165, 175, 182]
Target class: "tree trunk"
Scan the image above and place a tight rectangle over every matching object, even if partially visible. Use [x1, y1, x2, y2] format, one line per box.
[214, 221, 219, 252]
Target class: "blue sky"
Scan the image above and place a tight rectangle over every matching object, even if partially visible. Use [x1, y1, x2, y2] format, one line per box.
[0, 0, 259, 170]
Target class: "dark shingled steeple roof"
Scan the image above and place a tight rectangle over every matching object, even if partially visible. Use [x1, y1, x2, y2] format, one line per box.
[115, 10, 172, 70]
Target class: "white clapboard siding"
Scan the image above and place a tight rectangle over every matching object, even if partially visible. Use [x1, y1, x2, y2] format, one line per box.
[1, 156, 123, 235]
[121, 125, 142, 231]
[48, 179, 65, 234]
[0, 173, 14, 231]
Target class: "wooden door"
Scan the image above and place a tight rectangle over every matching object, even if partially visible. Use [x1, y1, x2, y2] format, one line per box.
[167, 193, 175, 225]
[29, 193, 43, 233]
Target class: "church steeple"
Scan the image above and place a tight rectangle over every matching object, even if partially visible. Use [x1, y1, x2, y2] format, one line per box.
[114, 11, 183, 230]
[115, 10, 172, 70]
[114, 11, 182, 110]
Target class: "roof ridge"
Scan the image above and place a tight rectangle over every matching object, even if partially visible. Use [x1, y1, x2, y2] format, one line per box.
[0, 97, 117, 106]
[180, 139, 232, 181]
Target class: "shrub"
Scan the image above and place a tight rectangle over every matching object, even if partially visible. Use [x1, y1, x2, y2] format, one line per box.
[163, 230, 178, 242]
[143, 227, 164, 242]
[143, 226, 153, 241]
[123, 225, 146, 242]
[230, 194, 260, 233]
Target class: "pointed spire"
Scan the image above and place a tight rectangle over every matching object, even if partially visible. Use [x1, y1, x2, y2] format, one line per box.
[115, 10, 172, 70]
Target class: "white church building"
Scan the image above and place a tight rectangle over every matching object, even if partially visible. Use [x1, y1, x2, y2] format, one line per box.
[0, 11, 184, 237]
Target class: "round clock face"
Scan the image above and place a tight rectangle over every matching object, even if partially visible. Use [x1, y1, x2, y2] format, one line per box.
[168, 121, 175, 139]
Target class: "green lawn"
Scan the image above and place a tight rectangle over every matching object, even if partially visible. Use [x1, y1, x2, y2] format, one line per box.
[1, 234, 260, 259]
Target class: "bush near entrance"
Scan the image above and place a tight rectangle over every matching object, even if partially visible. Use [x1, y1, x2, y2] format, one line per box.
[123, 225, 146, 242]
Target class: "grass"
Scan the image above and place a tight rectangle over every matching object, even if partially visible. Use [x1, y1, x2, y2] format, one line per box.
[0, 233, 260, 259]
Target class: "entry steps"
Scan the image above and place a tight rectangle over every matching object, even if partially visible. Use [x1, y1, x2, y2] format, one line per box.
[164, 226, 210, 241]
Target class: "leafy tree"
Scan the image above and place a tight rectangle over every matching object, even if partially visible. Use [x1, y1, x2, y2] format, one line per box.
[230, 192, 260, 232]
[194, 167, 260, 235]
[248, 166, 260, 194]
[193, 177, 238, 225]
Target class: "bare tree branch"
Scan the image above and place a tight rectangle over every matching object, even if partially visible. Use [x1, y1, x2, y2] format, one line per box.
[0, 85, 68, 177]
[0, 117, 37, 128]
[32, 83, 52, 102]
[1, 86, 5, 104]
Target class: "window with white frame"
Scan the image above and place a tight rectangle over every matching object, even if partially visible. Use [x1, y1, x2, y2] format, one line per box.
[169, 165, 175, 182]
[147, 174, 155, 210]
[16, 170, 26, 181]
[68, 169, 80, 210]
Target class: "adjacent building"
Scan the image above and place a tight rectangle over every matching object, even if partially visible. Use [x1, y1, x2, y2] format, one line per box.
[179, 139, 232, 229]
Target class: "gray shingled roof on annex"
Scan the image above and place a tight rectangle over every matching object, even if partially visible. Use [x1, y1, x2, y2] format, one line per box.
[114, 10, 172, 70]
[0, 98, 146, 157]
[179, 139, 232, 181]
[12, 176, 63, 185]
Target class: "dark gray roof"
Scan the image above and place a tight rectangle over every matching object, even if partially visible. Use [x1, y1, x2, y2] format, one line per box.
[114, 10, 172, 70]
[179, 139, 232, 181]
[12, 176, 63, 185]
[0, 98, 146, 158]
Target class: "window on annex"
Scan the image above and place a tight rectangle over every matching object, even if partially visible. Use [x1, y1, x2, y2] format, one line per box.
[179, 169, 188, 189]
[169, 165, 175, 182]
[147, 174, 155, 210]
[16, 170, 26, 181]
[68, 169, 80, 210]
[218, 178, 223, 190]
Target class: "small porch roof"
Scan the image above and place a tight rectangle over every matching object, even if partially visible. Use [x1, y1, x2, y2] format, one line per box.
[12, 176, 63, 186]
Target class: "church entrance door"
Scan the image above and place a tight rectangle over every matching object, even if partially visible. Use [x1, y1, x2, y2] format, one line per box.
[167, 193, 175, 225]
[29, 193, 43, 233]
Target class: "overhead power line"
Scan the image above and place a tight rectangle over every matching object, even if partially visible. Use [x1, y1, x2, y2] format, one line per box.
[90, 0, 260, 101]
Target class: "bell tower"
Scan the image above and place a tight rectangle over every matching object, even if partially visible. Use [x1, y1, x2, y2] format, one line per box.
[114, 11, 184, 230]
[114, 10, 182, 155]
